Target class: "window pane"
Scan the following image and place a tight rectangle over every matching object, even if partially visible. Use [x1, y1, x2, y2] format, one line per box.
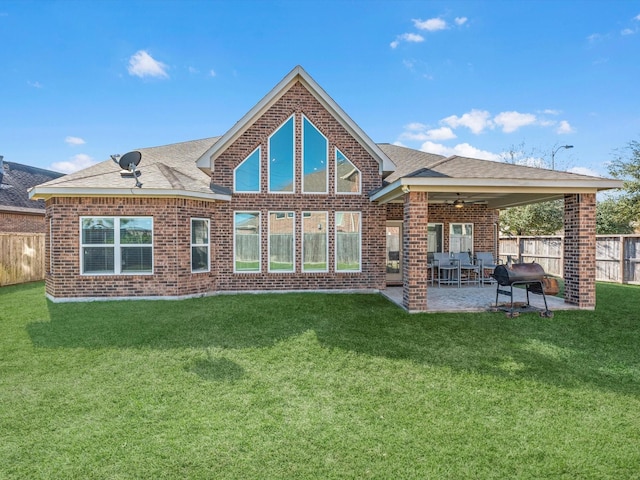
[269, 212, 294, 272]
[336, 212, 361, 271]
[83, 246, 114, 273]
[336, 149, 360, 193]
[234, 148, 260, 192]
[191, 219, 209, 245]
[428, 223, 443, 253]
[121, 246, 153, 272]
[302, 212, 327, 271]
[120, 218, 152, 244]
[235, 212, 260, 272]
[269, 116, 294, 192]
[303, 117, 328, 193]
[449, 223, 473, 253]
[82, 218, 114, 244]
[192, 246, 209, 272]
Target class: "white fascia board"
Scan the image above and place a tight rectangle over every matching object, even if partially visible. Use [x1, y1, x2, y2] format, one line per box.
[195, 65, 396, 175]
[29, 186, 231, 202]
[370, 176, 623, 203]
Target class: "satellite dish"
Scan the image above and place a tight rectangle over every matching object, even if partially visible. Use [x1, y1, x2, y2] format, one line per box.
[119, 151, 141, 171]
[118, 151, 143, 188]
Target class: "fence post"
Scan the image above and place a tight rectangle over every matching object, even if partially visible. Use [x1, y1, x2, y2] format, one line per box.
[620, 235, 626, 284]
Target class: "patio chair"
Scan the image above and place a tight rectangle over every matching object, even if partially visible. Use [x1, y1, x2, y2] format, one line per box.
[454, 252, 481, 287]
[433, 252, 459, 287]
[475, 252, 501, 285]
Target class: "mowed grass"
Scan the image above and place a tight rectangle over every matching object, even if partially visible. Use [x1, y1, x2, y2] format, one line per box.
[1, 282, 639, 479]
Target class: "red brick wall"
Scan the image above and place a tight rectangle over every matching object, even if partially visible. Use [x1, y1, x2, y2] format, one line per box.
[0, 211, 46, 233]
[213, 81, 386, 292]
[387, 202, 499, 255]
[45, 197, 217, 299]
[402, 191, 429, 311]
[564, 193, 596, 308]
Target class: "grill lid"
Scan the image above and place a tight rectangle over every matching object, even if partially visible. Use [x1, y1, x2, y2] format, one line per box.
[493, 263, 545, 286]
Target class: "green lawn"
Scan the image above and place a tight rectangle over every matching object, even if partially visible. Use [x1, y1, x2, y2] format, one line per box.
[1, 282, 639, 479]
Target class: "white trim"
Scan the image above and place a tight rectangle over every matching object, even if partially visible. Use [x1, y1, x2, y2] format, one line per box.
[195, 65, 395, 175]
[302, 211, 328, 273]
[233, 211, 261, 274]
[302, 115, 329, 194]
[335, 148, 361, 195]
[30, 186, 231, 202]
[335, 211, 362, 273]
[191, 218, 211, 273]
[233, 146, 261, 193]
[267, 114, 296, 194]
[267, 211, 295, 273]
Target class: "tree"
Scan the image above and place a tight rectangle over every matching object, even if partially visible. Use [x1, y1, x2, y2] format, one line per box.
[607, 139, 640, 227]
[596, 197, 635, 234]
[499, 200, 564, 236]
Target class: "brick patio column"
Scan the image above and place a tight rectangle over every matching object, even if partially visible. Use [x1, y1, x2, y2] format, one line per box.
[402, 190, 429, 312]
[563, 193, 596, 309]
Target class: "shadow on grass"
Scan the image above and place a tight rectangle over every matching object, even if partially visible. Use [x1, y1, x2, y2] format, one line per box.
[27, 284, 640, 395]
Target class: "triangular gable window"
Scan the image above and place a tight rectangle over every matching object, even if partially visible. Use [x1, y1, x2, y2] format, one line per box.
[234, 147, 261, 193]
[268, 115, 295, 193]
[336, 149, 361, 194]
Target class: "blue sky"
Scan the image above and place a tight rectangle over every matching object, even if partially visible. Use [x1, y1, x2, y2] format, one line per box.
[1, 0, 639, 177]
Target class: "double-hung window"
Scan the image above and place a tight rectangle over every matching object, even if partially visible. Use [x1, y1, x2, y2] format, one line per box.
[191, 218, 210, 273]
[449, 223, 474, 253]
[81, 217, 153, 274]
[302, 211, 328, 272]
[336, 212, 361, 272]
[234, 212, 261, 272]
[268, 212, 294, 272]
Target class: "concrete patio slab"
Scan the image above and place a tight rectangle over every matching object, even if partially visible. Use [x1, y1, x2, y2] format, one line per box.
[380, 284, 580, 313]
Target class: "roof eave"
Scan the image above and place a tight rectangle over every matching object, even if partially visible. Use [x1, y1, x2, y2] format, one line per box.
[29, 186, 232, 203]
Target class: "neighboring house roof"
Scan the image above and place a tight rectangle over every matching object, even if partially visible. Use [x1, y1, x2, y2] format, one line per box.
[31, 137, 232, 202]
[0, 160, 64, 214]
[195, 65, 396, 176]
[373, 144, 623, 208]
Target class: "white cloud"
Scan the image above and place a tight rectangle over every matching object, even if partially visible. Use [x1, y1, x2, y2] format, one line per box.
[188, 66, 199, 74]
[541, 109, 561, 115]
[127, 50, 169, 79]
[390, 32, 425, 48]
[27, 80, 43, 88]
[400, 125, 456, 142]
[65, 136, 85, 146]
[413, 17, 447, 31]
[621, 28, 635, 36]
[209, 69, 217, 77]
[455, 17, 468, 26]
[635, 13, 640, 21]
[51, 154, 97, 174]
[568, 166, 601, 177]
[442, 109, 493, 134]
[556, 120, 575, 134]
[493, 111, 537, 133]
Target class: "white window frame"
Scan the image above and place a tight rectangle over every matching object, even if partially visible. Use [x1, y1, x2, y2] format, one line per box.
[80, 216, 154, 275]
[335, 211, 362, 273]
[302, 211, 328, 273]
[268, 211, 295, 273]
[268, 114, 296, 194]
[191, 218, 210, 273]
[233, 211, 261, 273]
[449, 223, 474, 254]
[233, 146, 261, 193]
[302, 115, 329, 194]
[335, 148, 361, 195]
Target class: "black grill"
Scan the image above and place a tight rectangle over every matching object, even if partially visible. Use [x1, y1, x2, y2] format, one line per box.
[491, 263, 553, 318]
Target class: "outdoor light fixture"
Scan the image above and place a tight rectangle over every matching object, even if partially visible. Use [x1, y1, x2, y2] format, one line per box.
[453, 194, 464, 208]
[551, 145, 574, 170]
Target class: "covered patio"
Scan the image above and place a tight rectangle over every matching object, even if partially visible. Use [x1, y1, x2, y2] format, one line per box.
[373, 146, 622, 313]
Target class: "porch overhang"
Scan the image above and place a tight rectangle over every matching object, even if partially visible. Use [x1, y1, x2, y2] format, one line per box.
[370, 177, 623, 209]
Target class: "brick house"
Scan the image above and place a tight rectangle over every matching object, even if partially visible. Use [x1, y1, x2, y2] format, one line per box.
[30, 66, 621, 311]
[0, 157, 64, 233]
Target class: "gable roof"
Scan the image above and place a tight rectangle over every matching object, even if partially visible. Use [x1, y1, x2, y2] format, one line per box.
[31, 137, 232, 202]
[195, 65, 396, 176]
[373, 144, 623, 208]
[0, 160, 64, 213]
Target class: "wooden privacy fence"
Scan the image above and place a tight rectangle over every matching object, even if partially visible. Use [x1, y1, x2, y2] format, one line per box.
[0, 233, 46, 286]
[499, 235, 640, 284]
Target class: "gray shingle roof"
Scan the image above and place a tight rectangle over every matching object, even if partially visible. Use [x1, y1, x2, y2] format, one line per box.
[38, 137, 229, 196]
[0, 161, 64, 211]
